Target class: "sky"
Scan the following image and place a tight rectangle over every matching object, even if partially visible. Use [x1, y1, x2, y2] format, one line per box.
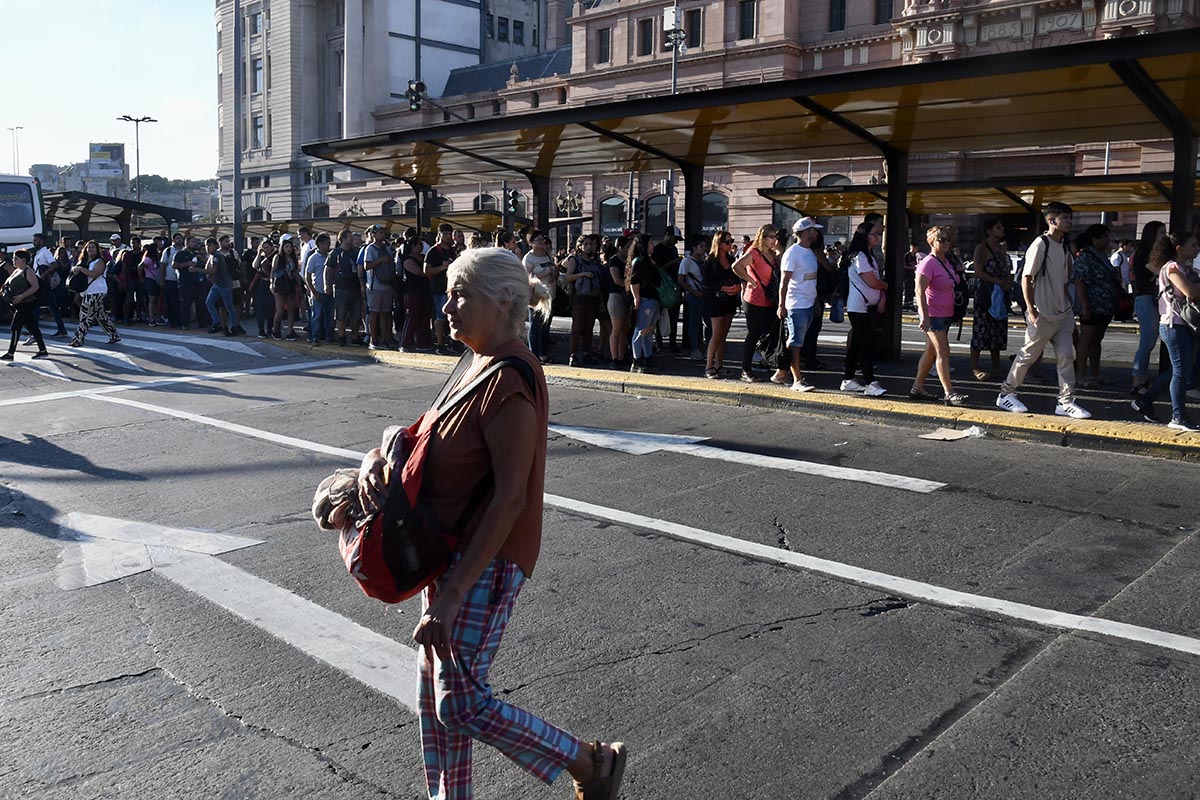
[1, 1, 218, 181]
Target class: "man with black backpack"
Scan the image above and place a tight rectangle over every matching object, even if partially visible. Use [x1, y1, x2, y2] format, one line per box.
[361, 224, 397, 350]
[330, 230, 363, 347]
[996, 201, 1091, 419]
[202, 237, 243, 336]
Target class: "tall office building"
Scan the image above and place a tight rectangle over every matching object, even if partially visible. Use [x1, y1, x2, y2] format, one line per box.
[215, 0, 530, 222]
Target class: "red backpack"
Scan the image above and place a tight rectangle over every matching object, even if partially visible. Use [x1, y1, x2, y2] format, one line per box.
[339, 352, 536, 603]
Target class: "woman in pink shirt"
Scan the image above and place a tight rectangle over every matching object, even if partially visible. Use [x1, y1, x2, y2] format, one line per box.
[911, 225, 968, 406]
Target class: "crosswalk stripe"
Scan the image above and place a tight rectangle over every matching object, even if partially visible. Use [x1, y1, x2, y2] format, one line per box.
[103, 336, 211, 366]
[42, 341, 144, 372]
[2, 353, 71, 382]
[114, 327, 263, 357]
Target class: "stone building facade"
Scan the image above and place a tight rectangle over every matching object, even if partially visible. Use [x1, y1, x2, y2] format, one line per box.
[327, 0, 1199, 248]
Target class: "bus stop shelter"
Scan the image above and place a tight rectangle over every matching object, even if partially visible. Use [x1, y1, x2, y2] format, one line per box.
[303, 28, 1199, 356]
[44, 191, 192, 242]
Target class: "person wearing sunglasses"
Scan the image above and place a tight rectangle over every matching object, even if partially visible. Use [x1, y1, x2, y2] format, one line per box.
[732, 224, 781, 383]
[911, 226, 968, 406]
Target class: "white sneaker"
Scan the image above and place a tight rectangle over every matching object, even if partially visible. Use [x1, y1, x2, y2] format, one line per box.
[1054, 401, 1092, 420]
[840, 378, 866, 393]
[996, 393, 1028, 414]
[790, 380, 816, 393]
[863, 381, 887, 397]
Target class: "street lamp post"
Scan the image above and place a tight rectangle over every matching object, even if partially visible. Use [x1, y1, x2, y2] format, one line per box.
[7, 126, 23, 174]
[117, 114, 158, 202]
[663, 1, 686, 232]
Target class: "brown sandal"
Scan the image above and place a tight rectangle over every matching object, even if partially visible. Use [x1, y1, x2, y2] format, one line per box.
[573, 740, 627, 800]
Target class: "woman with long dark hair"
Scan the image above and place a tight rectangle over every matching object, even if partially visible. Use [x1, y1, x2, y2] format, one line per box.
[703, 229, 740, 378]
[68, 240, 121, 347]
[625, 233, 660, 373]
[2, 250, 49, 360]
[969, 218, 1011, 379]
[138, 243, 162, 326]
[1071, 224, 1122, 387]
[732, 224, 780, 382]
[842, 221, 888, 396]
[1130, 220, 1167, 394]
[271, 235, 301, 340]
[1131, 230, 1200, 431]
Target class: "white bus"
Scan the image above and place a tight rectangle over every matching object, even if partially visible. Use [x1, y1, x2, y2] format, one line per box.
[0, 175, 45, 248]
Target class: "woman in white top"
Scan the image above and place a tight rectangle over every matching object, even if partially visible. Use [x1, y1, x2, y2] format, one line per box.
[1131, 230, 1200, 431]
[842, 222, 888, 396]
[69, 240, 120, 347]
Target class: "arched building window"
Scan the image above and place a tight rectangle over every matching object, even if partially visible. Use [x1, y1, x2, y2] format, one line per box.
[816, 173, 851, 242]
[771, 176, 804, 236]
[381, 199, 400, 216]
[700, 192, 728, 234]
[644, 194, 668, 236]
[599, 196, 627, 237]
[244, 206, 270, 222]
[474, 194, 498, 212]
[404, 198, 418, 216]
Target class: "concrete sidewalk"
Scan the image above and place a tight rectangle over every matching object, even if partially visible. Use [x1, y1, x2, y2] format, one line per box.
[275, 338, 1200, 462]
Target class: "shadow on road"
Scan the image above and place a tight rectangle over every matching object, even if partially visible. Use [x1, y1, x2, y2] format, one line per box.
[0, 434, 145, 484]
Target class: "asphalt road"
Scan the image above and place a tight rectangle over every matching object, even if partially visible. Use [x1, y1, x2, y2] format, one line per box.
[2, 331, 1199, 799]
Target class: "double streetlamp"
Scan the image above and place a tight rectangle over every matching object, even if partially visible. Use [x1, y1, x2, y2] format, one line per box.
[117, 114, 157, 202]
[7, 126, 23, 175]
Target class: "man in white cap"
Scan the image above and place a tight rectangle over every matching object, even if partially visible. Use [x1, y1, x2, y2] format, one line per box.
[777, 216, 823, 392]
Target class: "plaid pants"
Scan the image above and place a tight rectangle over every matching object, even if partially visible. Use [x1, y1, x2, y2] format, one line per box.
[419, 556, 583, 799]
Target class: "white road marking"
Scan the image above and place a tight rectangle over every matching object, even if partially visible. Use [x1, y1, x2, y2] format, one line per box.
[44, 341, 144, 372]
[89, 394, 364, 460]
[54, 512, 264, 588]
[111, 327, 263, 357]
[152, 548, 419, 712]
[78, 398, 1200, 659]
[545, 494, 1200, 658]
[101, 336, 211, 366]
[815, 334, 971, 352]
[3, 353, 70, 382]
[53, 512, 418, 712]
[550, 424, 944, 493]
[0, 360, 355, 408]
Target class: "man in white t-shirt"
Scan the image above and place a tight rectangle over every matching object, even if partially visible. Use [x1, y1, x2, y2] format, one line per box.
[777, 217, 822, 392]
[1110, 239, 1134, 293]
[522, 230, 556, 362]
[997, 201, 1090, 419]
[31, 233, 68, 338]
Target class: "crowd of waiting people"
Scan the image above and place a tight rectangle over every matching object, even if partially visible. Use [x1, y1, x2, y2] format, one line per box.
[3, 204, 1198, 430]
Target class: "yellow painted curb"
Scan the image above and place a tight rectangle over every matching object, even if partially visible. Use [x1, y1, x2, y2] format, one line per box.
[270, 339, 1200, 459]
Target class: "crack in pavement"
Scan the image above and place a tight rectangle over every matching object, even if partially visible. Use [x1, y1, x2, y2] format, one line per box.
[840, 636, 1052, 800]
[773, 516, 795, 551]
[2, 667, 162, 705]
[121, 581, 407, 799]
[498, 595, 900, 697]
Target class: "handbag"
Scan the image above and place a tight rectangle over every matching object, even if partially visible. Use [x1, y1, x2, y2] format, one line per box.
[66, 270, 91, 293]
[988, 284, 1008, 321]
[936, 257, 969, 322]
[333, 352, 536, 604]
[655, 265, 681, 307]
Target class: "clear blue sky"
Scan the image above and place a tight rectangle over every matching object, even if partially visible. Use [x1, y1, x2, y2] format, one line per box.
[2, 1, 218, 181]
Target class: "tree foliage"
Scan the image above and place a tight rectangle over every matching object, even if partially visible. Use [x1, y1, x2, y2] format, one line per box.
[130, 174, 213, 194]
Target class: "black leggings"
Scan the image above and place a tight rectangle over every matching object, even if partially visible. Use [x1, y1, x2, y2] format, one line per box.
[741, 301, 775, 373]
[844, 311, 876, 382]
[7, 303, 46, 354]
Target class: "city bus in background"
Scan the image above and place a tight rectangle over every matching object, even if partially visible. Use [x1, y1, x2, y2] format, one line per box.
[0, 175, 45, 248]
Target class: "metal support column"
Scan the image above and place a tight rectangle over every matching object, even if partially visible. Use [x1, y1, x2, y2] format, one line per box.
[414, 184, 433, 236]
[679, 163, 704, 241]
[529, 174, 551, 230]
[882, 150, 909, 361]
[1170, 133, 1198, 232]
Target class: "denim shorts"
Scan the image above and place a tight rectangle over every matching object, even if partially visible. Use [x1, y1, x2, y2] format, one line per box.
[928, 315, 953, 333]
[433, 292, 448, 321]
[786, 306, 815, 348]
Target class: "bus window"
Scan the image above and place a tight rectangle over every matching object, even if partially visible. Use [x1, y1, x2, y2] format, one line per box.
[0, 177, 43, 247]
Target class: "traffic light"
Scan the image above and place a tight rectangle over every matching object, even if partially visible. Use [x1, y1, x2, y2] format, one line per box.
[505, 188, 520, 215]
[404, 79, 426, 112]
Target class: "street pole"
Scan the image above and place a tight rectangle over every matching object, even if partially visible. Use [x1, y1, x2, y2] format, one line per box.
[232, 0, 244, 250]
[7, 126, 22, 174]
[664, 0, 684, 234]
[117, 115, 157, 203]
